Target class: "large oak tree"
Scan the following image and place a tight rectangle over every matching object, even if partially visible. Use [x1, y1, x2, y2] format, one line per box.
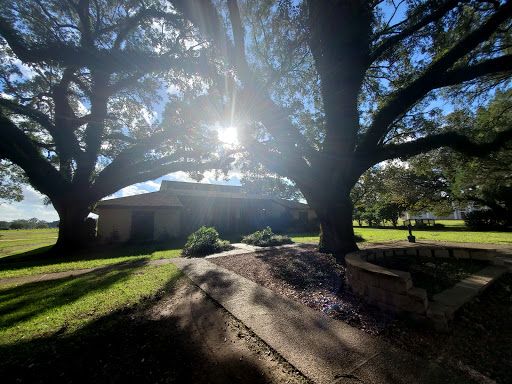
[0, 0, 228, 252]
[172, 0, 512, 256]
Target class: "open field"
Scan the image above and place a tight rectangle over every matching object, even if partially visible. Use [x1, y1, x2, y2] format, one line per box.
[0, 229, 58, 257]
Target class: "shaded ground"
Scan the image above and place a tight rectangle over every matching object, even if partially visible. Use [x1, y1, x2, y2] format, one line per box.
[0, 278, 310, 384]
[210, 245, 512, 384]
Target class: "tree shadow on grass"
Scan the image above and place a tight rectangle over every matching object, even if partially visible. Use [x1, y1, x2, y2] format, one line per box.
[0, 238, 185, 275]
[0, 275, 290, 384]
[0, 261, 150, 330]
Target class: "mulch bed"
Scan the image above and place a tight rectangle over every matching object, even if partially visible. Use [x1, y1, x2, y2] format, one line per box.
[210, 244, 512, 384]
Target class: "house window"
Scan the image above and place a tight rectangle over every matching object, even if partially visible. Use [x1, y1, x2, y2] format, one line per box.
[299, 211, 308, 223]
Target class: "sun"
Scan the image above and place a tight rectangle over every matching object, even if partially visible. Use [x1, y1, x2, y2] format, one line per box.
[218, 126, 238, 145]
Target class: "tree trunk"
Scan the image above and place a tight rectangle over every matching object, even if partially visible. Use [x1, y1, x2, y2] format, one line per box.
[305, 190, 358, 260]
[53, 202, 94, 254]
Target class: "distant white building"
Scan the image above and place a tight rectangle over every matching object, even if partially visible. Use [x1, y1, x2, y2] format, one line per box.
[402, 203, 477, 221]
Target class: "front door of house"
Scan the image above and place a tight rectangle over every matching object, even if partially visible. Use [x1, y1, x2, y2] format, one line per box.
[131, 211, 154, 241]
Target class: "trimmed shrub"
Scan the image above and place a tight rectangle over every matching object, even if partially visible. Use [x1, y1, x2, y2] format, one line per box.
[464, 210, 506, 230]
[242, 226, 293, 247]
[181, 226, 233, 257]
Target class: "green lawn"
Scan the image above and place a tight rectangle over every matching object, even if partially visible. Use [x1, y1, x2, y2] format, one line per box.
[291, 222, 512, 245]
[0, 263, 182, 345]
[0, 237, 183, 279]
[354, 227, 512, 244]
[0, 229, 58, 257]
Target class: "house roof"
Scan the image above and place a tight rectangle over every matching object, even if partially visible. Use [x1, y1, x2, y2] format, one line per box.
[173, 189, 271, 201]
[95, 190, 183, 209]
[161, 180, 242, 193]
[95, 183, 311, 210]
[272, 198, 310, 210]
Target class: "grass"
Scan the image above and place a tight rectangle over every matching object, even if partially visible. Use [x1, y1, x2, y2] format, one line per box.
[0, 229, 58, 257]
[0, 263, 182, 345]
[0, 239, 184, 279]
[354, 227, 512, 244]
[291, 222, 512, 245]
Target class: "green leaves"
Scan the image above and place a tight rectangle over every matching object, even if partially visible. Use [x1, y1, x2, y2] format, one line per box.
[181, 226, 233, 256]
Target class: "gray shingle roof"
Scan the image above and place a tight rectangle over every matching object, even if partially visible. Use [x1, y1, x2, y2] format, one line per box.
[95, 184, 311, 210]
[95, 190, 183, 208]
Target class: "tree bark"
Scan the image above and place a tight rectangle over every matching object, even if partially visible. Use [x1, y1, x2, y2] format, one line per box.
[303, 187, 359, 260]
[52, 199, 94, 254]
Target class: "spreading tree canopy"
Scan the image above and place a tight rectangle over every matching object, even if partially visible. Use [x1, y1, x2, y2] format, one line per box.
[171, 0, 512, 257]
[0, 0, 230, 251]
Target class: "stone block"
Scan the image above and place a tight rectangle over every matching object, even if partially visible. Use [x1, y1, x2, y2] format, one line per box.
[359, 270, 381, 288]
[470, 250, 492, 261]
[407, 287, 428, 314]
[434, 249, 450, 258]
[347, 266, 360, 280]
[406, 248, 417, 256]
[350, 278, 366, 296]
[385, 250, 394, 257]
[376, 300, 401, 314]
[346, 272, 353, 285]
[433, 282, 478, 308]
[377, 274, 411, 294]
[394, 249, 405, 256]
[383, 291, 410, 309]
[418, 248, 433, 257]
[383, 287, 428, 314]
[374, 251, 385, 259]
[491, 257, 505, 266]
[367, 285, 386, 302]
[427, 304, 448, 323]
[453, 249, 470, 259]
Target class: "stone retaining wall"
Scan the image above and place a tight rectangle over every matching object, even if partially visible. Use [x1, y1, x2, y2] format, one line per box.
[345, 247, 506, 331]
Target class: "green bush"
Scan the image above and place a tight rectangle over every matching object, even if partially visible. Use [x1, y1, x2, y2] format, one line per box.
[181, 226, 233, 257]
[242, 226, 293, 247]
[464, 210, 506, 230]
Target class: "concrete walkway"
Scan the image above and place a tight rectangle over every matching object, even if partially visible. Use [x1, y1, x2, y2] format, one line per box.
[172, 256, 467, 384]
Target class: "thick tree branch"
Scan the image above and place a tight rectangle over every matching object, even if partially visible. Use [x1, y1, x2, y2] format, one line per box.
[0, 97, 56, 135]
[92, 153, 228, 200]
[437, 55, 512, 87]
[373, 128, 512, 164]
[361, 0, 512, 151]
[0, 113, 66, 198]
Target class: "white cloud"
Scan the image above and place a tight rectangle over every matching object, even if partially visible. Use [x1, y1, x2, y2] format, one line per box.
[118, 185, 149, 197]
[0, 186, 58, 222]
[168, 171, 210, 183]
[167, 170, 242, 186]
[142, 180, 160, 191]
